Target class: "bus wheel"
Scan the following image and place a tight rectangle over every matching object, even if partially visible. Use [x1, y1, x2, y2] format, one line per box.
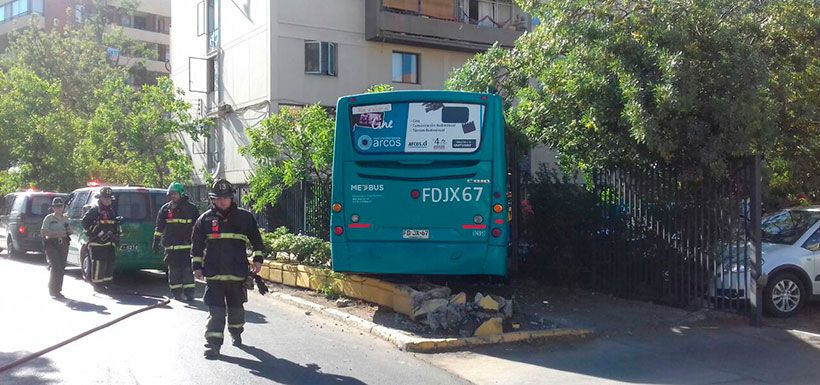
[6, 237, 21, 259]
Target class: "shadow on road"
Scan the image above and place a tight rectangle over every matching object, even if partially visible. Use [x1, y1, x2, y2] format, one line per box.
[216, 345, 367, 385]
[64, 299, 110, 314]
[245, 310, 267, 324]
[0, 351, 59, 385]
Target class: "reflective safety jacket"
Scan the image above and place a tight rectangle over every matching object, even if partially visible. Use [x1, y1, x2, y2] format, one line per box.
[82, 204, 121, 246]
[153, 197, 199, 250]
[191, 202, 265, 281]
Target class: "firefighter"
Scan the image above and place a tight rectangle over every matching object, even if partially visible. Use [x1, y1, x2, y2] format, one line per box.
[153, 182, 199, 301]
[42, 197, 72, 299]
[81, 186, 121, 292]
[191, 179, 265, 359]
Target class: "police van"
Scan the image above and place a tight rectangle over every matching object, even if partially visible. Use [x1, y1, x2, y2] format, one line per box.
[64, 185, 167, 278]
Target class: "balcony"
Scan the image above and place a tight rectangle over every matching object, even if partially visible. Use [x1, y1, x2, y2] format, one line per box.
[365, 0, 528, 52]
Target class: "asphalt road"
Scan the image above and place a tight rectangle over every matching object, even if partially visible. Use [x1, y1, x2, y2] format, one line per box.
[0, 253, 470, 385]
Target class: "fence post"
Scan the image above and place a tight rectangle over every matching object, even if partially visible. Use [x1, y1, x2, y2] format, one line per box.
[749, 155, 763, 326]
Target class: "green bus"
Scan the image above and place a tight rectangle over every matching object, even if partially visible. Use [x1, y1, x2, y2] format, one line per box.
[330, 91, 509, 276]
[65, 185, 168, 277]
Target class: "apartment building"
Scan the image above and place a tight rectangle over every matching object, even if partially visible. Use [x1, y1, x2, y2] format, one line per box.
[172, 0, 528, 199]
[0, 0, 171, 84]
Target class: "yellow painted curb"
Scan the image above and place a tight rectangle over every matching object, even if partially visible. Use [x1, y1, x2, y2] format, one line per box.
[402, 328, 594, 353]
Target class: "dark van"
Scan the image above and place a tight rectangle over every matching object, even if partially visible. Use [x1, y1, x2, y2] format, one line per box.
[0, 191, 68, 258]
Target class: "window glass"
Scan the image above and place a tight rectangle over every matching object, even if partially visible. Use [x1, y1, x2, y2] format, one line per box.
[762, 210, 820, 245]
[68, 191, 91, 218]
[392, 52, 418, 83]
[113, 192, 150, 220]
[305, 41, 320, 73]
[28, 196, 54, 216]
[11, 195, 25, 213]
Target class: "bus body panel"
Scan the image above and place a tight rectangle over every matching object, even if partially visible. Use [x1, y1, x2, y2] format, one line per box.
[331, 91, 508, 276]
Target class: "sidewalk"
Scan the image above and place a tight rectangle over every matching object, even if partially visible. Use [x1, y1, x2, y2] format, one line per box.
[418, 288, 820, 385]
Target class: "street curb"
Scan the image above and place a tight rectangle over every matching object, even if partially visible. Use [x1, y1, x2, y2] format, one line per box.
[268, 292, 594, 353]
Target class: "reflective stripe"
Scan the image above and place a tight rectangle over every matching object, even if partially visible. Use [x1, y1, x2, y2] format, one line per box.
[205, 332, 224, 339]
[98, 220, 116, 224]
[153, 231, 162, 237]
[94, 262, 101, 282]
[206, 275, 246, 281]
[252, 250, 264, 257]
[165, 245, 192, 250]
[227, 323, 245, 329]
[166, 219, 193, 224]
[206, 233, 250, 244]
[88, 242, 114, 247]
[192, 257, 203, 263]
[169, 284, 184, 289]
[183, 284, 196, 288]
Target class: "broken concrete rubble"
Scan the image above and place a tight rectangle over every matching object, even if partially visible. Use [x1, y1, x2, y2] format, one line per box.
[403, 286, 514, 336]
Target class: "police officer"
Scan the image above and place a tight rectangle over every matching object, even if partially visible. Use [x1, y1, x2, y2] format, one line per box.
[82, 186, 121, 292]
[42, 197, 72, 299]
[191, 179, 265, 359]
[153, 182, 199, 301]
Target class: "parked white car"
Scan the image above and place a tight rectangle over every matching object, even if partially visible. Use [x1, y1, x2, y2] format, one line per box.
[711, 206, 820, 317]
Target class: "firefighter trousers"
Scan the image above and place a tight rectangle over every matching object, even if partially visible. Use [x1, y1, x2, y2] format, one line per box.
[44, 238, 68, 296]
[88, 243, 116, 286]
[203, 280, 247, 347]
[165, 249, 195, 298]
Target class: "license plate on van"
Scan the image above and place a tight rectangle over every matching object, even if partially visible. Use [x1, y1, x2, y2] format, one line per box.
[402, 229, 429, 239]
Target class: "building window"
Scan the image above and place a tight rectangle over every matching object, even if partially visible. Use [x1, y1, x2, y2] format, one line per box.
[158, 44, 169, 62]
[304, 41, 337, 76]
[120, 13, 131, 27]
[207, 0, 220, 53]
[392, 52, 419, 84]
[206, 56, 218, 93]
[157, 16, 169, 34]
[132, 14, 147, 30]
[74, 4, 84, 23]
[465, 0, 513, 28]
[11, 0, 28, 17]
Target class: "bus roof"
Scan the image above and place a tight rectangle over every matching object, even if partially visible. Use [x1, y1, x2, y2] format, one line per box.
[338, 90, 498, 104]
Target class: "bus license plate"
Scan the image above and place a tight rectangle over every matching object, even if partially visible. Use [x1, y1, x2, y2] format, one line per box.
[402, 229, 429, 240]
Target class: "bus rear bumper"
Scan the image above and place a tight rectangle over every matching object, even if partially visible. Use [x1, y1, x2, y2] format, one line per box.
[331, 242, 507, 276]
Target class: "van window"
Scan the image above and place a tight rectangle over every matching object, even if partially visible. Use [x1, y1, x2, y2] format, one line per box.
[113, 192, 151, 220]
[10, 196, 25, 214]
[68, 191, 91, 219]
[28, 196, 54, 216]
[151, 193, 169, 217]
[0, 195, 13, 215]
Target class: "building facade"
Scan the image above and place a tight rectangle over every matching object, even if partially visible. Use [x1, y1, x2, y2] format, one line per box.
[172, 0, 528, 187]
[0, 0, 170, 84]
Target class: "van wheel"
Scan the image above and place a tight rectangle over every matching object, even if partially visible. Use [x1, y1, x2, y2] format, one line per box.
[764, 273, 805, 318]
[81, 248, 92, 283]
[6, 237, 21, 259]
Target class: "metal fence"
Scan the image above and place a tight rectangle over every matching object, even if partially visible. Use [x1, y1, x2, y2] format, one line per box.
[525, 157, 762, 318]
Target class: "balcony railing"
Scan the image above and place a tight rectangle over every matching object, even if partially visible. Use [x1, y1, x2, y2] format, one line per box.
[381, 0, 527, 30]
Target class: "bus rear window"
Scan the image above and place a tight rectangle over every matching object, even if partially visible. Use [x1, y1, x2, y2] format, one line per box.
[350, 102, 484, 154]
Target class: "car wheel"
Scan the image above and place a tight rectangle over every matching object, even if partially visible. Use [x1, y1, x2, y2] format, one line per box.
[6, 237, 21, 259]
[764, 273, 805, 317]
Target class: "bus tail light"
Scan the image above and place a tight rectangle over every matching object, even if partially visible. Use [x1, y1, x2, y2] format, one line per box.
[18, 225, 25, 234]
[351, 214, 360, 223]
[494, 219, 504, 225]
[410, 189, 420, 199]
[332, 203, 343, 213]
[491, 228, 502, 238]
[493, 204, 503, 213]
[333, 226, 344, 236]
[473, 215, 484, 224]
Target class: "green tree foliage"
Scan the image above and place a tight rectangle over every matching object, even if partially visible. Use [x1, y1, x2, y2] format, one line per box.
[0, 11, 206, 193]
[366, 83, 395, 93]
[447, 0, 819, 204]
[242, 104, 334, 213]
